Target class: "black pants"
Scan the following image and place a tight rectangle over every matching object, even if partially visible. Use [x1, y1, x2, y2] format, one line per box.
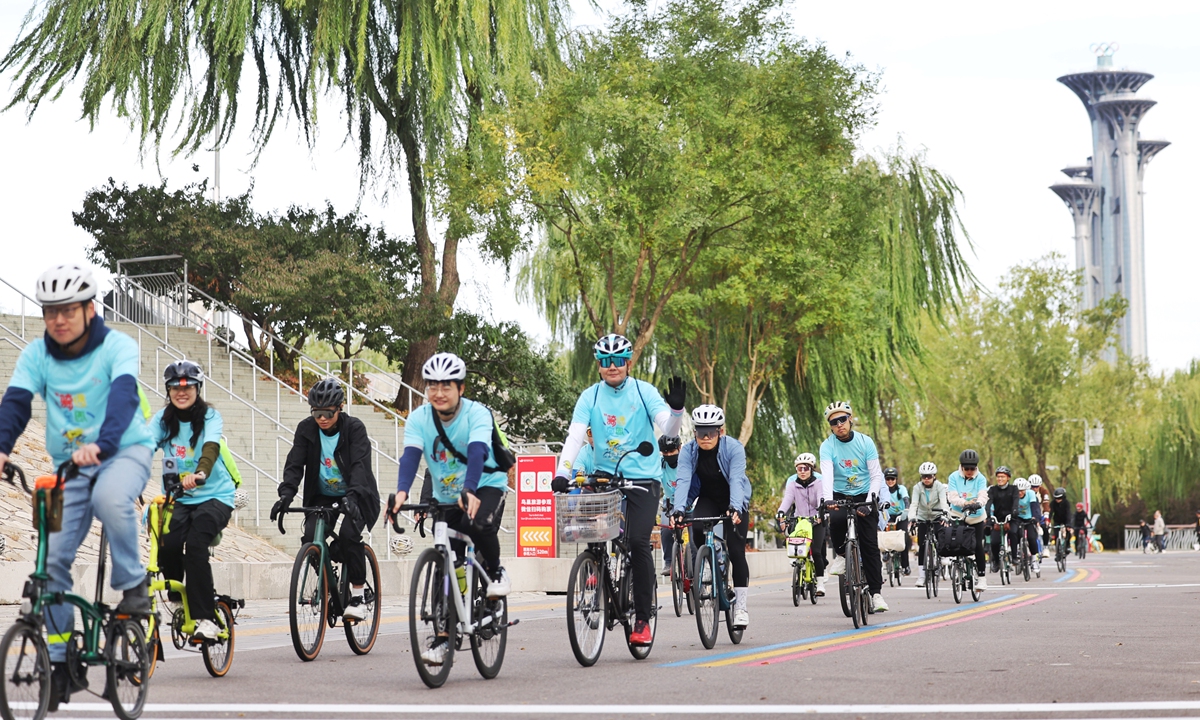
[966, 521, 986, 575]
[690, 496, 749, 587]
[915, 520, 936, 570]
[303, 495, 367, 585]
[160, 499, 232, 622]
[442, 486, 506, 578]
[890, 517, 911, 570]
[810, 520, 828, 577]
[623, 481, 661, 623]
[828, 492, 883, 595]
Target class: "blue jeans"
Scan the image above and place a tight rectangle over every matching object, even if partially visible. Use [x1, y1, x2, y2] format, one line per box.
[45, 445, 151, 661]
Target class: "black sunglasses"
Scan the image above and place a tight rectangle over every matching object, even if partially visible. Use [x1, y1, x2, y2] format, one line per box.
[827, 415, 851, 427]
[311, 408, 337, 420]
[695, 427, 721, 439]
[921, 474, 936, 480]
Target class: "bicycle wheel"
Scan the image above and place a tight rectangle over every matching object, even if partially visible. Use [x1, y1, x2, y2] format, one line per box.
[858, 587, 870, 627]
[1021, 538, 1031, 582]
[792, 563, 801, 606]
[470, 567, 508, 679]
[144, 605, 161, 681]
[693, 546, 719, 650]
[968, 568, 981, 602]
[105, 619, 150, 720]
[923, 542, 935, 599]
[288, 543, 327, 662]
[886, 553, 894, 588]
[950, 561, 962, 604]
[344, 545, 382, 655]
[201, 600, 236, 678]
[838, 573, 853, 618]
[681, 542, 695, 615]
[808, 560, 818, 605]
[565, 550, 606, 667]
[409, 548, 455, 688]
[625, 570, 657, 660]
[0, 620, 50, 720]
[895, 557, 902, 587]
[725, 604, 744, 645]
[671, 559, 685, 617]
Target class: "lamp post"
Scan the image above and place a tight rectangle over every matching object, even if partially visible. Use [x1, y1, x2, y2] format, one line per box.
[1061, 418, 1104, 517]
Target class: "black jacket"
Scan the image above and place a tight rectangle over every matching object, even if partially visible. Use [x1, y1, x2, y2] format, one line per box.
[986, 483, 1020, 522]
[280, 414, 381, 529]
[1049, 498, 1072, 526]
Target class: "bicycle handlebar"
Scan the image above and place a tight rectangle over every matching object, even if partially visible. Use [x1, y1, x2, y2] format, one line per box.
[276, 502, 345, 536]
[1, 462, 28, 494]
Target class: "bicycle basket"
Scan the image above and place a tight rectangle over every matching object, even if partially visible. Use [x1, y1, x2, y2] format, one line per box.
[556, 490, 623, 543]
[786, 536, 811, 558]
[878, 529, 906, 553]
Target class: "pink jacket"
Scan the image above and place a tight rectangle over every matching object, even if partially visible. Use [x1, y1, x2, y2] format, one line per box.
[779, 474, 823, 518]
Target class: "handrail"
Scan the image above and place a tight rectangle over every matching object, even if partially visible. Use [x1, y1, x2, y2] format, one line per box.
[1124, 525, 1197, 552]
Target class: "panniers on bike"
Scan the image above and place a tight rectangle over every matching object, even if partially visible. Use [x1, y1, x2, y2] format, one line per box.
[936, 523, 976, 557]
[787, 517, 813, 558]
[878, 530, 906, 552]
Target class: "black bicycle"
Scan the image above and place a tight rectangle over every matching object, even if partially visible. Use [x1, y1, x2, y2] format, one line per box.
[1053, 525, 1070, 572]
[1016, 519, 1040, 581]
[684, 515, 743, 649]
[827, 498, 875, 629]
[915, 518, 941, 599]
[991, 515, 1013, 586]
[946, 506, 982, 604]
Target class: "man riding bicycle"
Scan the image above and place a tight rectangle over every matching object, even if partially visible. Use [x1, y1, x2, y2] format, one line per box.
[659, 435, 681, 577]
[986, 466, 1019, 572]
[883, 467, 911, 576]
[1014, 478, 1041, 574]
[947, 449, 989, 590]
[1049, 487, 1072, 550]
[551, 334, 685, 646]
[670, 405, 752, 627]
[0, 264, 157, 709]
[1073, 502, 1092, 553]
[272, 377, 380, 624]
[778, 452, 826, 596]
[908, 461, 948, 586]
[820, 401, 889, 613]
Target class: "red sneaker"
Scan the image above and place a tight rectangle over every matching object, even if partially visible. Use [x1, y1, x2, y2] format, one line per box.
[629, 619, 653, 646]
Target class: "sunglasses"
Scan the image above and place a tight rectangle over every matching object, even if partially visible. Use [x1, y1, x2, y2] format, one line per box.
[961, 465, 977, 472]
[695, 427, 721, 440]
[597, 355, 630, 368]
[921, 474, 936, 480]
[827, 415, 851, 427]
[311, 408, 337, 420]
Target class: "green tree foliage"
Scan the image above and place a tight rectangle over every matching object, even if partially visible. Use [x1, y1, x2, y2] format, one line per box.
[1142, 363, 1200, 510]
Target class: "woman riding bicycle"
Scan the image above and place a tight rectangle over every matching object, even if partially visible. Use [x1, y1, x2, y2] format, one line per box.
[883, 468, 911, 576]
[150, 360, 236, 642]
[659, 435, 682, 577]
[670, 405, 752, 628]
[777, 452, 826, 596]
[908, 461, 948, 586]
[947, 449, 989, 591]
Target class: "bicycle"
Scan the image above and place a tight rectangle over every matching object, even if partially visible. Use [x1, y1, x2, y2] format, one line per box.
[556, 441, 658, 667]
[778, 515, 818, 606]
[1053, 525, 1070, 572]
[880, 522, 905, 588]
[991, 515, 1013, 586]
[684, 515, 743, 649]
[945, 508, 981, 604]
[1016, 519, 1039, 581]
[275, 501, 381, 662]
[0, 462, 150, 720]
[915, 518, 941, 599]
[827, 498, 874, 629]
[668, 523, 695, 617]
[1075, 528, 1089, 559]
[387, 499, 511, 688]
[144, 459, 242, 679]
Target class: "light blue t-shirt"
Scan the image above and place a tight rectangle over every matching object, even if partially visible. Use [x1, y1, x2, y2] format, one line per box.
[8, 329, 155, 465]
[819, 432, 879, 496]
[571, 443, 596, 478]
[885, 483, 909, 517]
[947, 470, 988, 520]
[151, 407, 235, 507]
[404, 398, 509, 503]
[661, 462, 678, 502]
[1017, 490, 1036, 520]
[318, 431, 347, 497]
[571, 379, 670, 480]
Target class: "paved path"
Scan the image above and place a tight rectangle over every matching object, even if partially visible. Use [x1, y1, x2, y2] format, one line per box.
[7, 551, 1200, 718]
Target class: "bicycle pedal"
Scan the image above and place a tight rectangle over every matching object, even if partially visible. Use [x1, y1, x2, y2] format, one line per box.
[507, 619, 521, 627]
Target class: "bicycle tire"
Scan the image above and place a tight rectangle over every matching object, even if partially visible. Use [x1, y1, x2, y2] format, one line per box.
[858, 587, 870, 627]
[924, 541, 935, 599]
[1021, 538, 1031, 583]
[470, 568, 508, 679]
[409, 548, 455, 688]
[792, 563, 801, 606]
[566, 550, 606, 667]
[288, 543, 327, 662]
[625, 572, 657, 660]
[838, 574, 853, 617]
[693, 546, 719, 650]
[848, 579, 861, 629]
[344, 545, 382, 655]
[725, 604, 744, 645]
[0, 620, 50, 720]
[144, 607, 161, 681]
[951, 561, 962, 604]
[106, 619, 150, 720]
[671, 556, 685, 618]
[202, 600, 236, 678]
[886, 553, 894, 588]
[808, 559, 819, 604]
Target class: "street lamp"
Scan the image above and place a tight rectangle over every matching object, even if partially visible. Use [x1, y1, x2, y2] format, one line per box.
[1060, 418, 1104, 517]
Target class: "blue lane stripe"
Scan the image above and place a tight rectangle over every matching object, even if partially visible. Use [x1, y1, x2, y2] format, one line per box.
[1054, 568, 1080, 583]
[659, 593, 1019, 667]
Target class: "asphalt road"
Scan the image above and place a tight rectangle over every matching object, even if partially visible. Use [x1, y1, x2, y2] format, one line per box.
[7, 550, 1200, 719]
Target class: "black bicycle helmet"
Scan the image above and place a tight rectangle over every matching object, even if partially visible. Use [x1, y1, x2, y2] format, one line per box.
[164, 359, 204, 388]
[307, 377, 346, 407]
[1053, 487, 1066, 499]
[883, 467, 899, 479]
[995, 465, 1012, 476]
[959, 449, 979, 467]
[658, 435, 681, 453]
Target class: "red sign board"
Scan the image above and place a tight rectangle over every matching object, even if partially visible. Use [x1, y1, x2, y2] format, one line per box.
[516, 455, 557, 558]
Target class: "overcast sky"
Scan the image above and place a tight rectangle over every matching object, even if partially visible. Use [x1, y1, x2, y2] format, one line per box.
[1, 0, 1196, 371]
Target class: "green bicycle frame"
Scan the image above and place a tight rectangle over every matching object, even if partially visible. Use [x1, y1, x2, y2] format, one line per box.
[145, 495, 231, 641]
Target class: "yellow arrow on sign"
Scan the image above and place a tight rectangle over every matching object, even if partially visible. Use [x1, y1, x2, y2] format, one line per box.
[520, 527, 553, 546]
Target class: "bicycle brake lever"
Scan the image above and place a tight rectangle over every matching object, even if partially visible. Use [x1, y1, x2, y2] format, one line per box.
[277, 508, 287, 536]
[417, 517, 427, 539]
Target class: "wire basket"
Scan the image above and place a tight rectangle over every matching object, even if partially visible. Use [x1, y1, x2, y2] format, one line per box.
[557, 490, 623, 544]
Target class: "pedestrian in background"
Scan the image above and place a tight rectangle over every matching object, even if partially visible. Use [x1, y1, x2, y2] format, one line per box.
[1194, 510, 1200, 551]
[1152, 511, 1166, 553]
[1139, 519, 1152, 552]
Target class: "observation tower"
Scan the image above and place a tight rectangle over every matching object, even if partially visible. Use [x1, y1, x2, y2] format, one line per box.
[1051, 43, 1168, 361]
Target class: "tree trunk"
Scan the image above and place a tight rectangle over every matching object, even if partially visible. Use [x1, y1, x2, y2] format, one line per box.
[395, 120, 440, 410]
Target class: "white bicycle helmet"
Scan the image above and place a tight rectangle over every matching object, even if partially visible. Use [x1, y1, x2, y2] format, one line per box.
[593, 333, 633, 358]
[824, 400, 852, 420]
[918, 461, 938, 475]
[794, 452, 817, 467]
[36, 264, 97, 305]
[1015, 478, 1030, 491]
[390, 535, 414, 555]
[1029, 474, 1043, 487]
[422, 352, 467, 382]
[691, 404, 725, 427]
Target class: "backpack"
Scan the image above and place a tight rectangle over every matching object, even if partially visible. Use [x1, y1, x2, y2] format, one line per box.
[936, 522, 977, 557]
[219, 439, 243, 489]
[431, 403, 516, 474]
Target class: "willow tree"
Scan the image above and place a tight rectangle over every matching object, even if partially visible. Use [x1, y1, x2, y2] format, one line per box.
[2, 0, 561, 403]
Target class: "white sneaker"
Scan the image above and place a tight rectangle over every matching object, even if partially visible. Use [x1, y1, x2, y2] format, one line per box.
[815, 578, 826, 596]
[733, 607, 749, 627]
[870, 594, 889, 612]
[976, 576, 987, 591]
[1041, 550, 1050, 559]
[828, 556, 846, 576]
[421, 638, 449, 666]
[941, 557, 952, 567]
[916, 570, 925, 585]
[487, 568, 511, 598]
[343, 597, 368, 622]
[193, 619, 221, 641]
[1032, 562, 1041, 574]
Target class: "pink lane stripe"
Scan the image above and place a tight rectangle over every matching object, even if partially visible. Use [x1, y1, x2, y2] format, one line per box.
[748, 594, 1057, 666]
[1086, 568, 1101, 583]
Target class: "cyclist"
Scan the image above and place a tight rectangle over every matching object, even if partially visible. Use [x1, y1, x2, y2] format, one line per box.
[777, 452, 826, 596]
[671, 405, 752, 627]
[150, 360, 236, 641]
[947, 449, 989, 591]
[1014, 478, 1041, 574]
[1048, 487, 1072, 550]
[659, 435, 682, 577]
[819, 401, 889, 612]
[1029, 474, 1050, 555]
[272, 377, 380, 624]
[550, 334, 685, 646]
[883, 467, 911, 576]
[986, 466, 1019, 573]
[0, 264, 156, 709]
[907, 461, 948, 586]
[1072, 502, 1091, 553]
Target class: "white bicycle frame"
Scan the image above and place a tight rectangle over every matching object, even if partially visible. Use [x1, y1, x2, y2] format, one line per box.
[430, 519, 503, 636]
